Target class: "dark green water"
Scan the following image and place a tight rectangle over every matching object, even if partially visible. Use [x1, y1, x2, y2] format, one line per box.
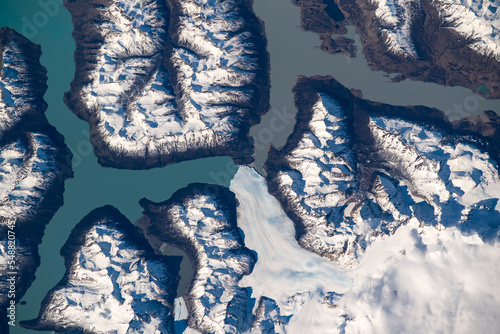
[0, 1, 236, 332]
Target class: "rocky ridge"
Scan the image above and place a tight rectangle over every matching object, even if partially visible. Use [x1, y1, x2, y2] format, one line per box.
[294, 0, 500, 97]
[22, 206, 179, 334]
[265, 76, 500, 268]
[139, 184, 256, 333]
[0, 27, 72, 332]
[64, 0, 270, 169]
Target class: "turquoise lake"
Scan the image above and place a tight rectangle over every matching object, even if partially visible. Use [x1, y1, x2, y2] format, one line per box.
[0, 0, 499, 333]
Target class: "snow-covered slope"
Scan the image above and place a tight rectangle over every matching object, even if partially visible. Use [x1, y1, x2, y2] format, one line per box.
[431, 0, 500, 59]
[0, 28, 47, 136]
[65, 0, 269, 169]
[0, 28, 72, 332]
[231, 166, 349, 333]
[139, 184, 256, 333]
[373, 0, 421, 57]
[0, 133, 69, 225]
[231, 166, 500, 333]
[22, 206, 179, 334]
[266, 77, 500, 268]
[371, 0, 500, 59]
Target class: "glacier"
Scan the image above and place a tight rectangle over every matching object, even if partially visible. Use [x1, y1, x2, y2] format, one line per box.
[230, 166, 500, 333]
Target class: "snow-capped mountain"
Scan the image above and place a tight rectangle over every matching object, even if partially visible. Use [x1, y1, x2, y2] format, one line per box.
[64, 0, 269, 169]
[0, 27, 72, 332]
[317, 0, 500, 97]
[22, 206, 179, 334]
[232, 166, 500, 333]
[429, 0, 499, 58]
[139, 184, 256, 333]
[369, 0, 499, 59]
[266, 76, 500, 268]
[0, 28, 47, 136]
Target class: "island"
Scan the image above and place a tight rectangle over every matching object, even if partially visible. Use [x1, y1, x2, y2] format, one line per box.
[64, 0, 270, 170]
[0, 28, 73, 332]
[265, 76, 500, 268]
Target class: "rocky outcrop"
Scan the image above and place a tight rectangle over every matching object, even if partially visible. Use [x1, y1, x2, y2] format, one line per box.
[139, 184, 256, 333]
[64, 0, 270, 169]
[291, 0, 356, 57]
[265, 76, 500, 268]
[21, 206, 179, 334]
[296, 0, 500, 97]
[0, 27, 72, 332]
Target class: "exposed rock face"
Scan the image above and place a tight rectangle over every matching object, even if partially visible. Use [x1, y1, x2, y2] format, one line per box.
[265, 76, 500, 268]
[0, 28, 72, 332]
[453, 110, 500, 143]
[139, 184, 256, 333]
[64, 0, 270, 169]
[22, 206, 179, 334]
[291, 0, 356, 57]
[0, 28, 47, 136]
[297, 0, 500, 97]
[248, 297, 290, 334]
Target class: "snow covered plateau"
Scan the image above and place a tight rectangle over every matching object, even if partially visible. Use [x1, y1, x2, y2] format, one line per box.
[64, 0, 269, 169]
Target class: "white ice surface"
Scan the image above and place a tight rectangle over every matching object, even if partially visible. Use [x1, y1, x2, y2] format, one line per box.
[342, 223, 500, 333]
[230, 166, 500, 333]
[231, 166, 350, 332]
